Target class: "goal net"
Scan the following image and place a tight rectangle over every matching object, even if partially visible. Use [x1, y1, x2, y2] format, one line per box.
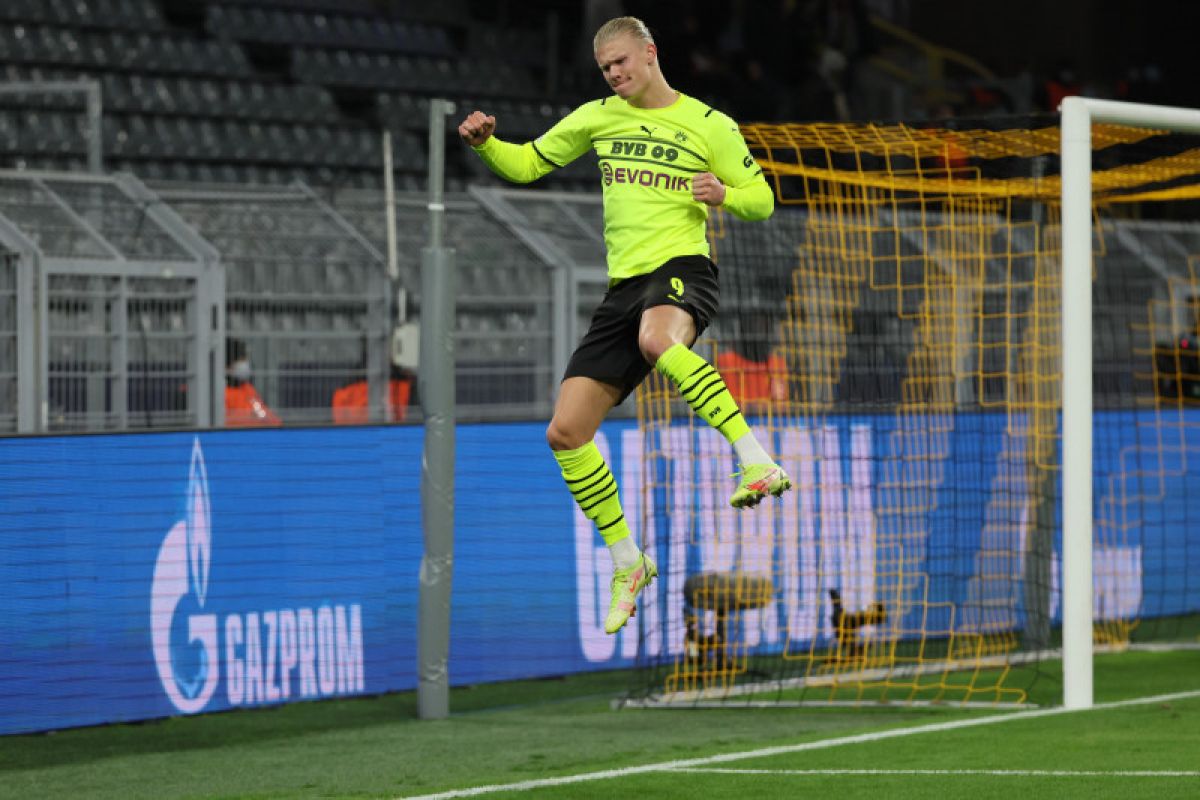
[627, 111, 1200, 707]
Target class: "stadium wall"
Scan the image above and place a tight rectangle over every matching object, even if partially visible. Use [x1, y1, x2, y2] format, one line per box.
[1, 413, 1198, 734]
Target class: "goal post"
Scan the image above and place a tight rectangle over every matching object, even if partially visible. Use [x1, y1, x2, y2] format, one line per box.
[626, 103, 1200, 711]
[1060, 97, 1200, 709]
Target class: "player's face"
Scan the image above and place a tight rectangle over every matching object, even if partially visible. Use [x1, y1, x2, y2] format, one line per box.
[596, 35, 655, 100]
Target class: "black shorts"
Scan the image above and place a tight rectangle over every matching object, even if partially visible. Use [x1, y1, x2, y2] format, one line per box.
[563, 254, 720, 404]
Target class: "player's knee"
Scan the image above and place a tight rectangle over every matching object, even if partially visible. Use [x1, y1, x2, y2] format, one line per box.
[546, 419, 582, 452]
[638, 328, 672, 365]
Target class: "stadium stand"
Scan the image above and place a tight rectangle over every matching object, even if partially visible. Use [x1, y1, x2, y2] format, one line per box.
[0, 0, 577, 189]
[152, 180, 390, 424]
[329, 188, 556, 417]
[3, 0, 1196, 431]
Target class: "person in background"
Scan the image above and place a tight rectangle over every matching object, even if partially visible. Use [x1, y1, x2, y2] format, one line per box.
[224, 338, 281, 427]
[331, 363, 416, 424]
[332, 318, 419, 424]
[716, 312, 789, 414]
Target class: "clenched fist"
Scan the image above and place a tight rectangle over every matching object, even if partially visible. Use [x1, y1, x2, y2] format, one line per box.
[458, 110, 496, 147]
[691, 172, 726, 207]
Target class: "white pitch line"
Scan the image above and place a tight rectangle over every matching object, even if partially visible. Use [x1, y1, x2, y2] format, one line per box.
[397, 688, 1200, 800]
[668, 768, 1200, 778]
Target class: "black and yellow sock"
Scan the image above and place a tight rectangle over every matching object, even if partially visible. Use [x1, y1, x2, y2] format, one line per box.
[554, 441, 632, 547]
[656, 343, 750, 444]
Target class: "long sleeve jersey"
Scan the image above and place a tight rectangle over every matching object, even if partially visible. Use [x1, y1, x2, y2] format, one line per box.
[472, 92, 774, 281]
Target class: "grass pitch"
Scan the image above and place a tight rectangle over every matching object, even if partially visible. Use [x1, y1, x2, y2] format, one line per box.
[1, 649, 1197, 799]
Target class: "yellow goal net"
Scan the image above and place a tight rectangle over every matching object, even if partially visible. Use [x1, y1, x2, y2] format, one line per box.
[628, 115, 1200, 707]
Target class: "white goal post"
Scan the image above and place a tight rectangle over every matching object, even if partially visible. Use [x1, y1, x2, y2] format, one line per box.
[1060, 97, 1200, 710]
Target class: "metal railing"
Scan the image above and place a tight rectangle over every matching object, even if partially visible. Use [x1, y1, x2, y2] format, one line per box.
[330, 187, 567, 421]
[0, 169, 221, 433]
[4, 164, 1199, 437]
[153, 181, 391, 427]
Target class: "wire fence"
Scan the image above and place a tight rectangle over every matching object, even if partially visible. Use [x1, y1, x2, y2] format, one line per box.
[6, 167, 1200, 438]
[329, 188, 559, 421]
[153, 181, 392, 427]
[0, 170, 222, 432]
[0, 174, 599, 434]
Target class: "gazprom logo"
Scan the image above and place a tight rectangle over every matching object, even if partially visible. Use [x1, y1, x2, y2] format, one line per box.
[151, 438, 365, 715]
[151, 439, 219, 713]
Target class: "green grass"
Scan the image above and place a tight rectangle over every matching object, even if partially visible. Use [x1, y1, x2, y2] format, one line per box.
[1, 650, 1197, 799]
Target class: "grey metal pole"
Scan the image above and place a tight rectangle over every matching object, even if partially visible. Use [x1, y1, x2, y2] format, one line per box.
[206, 267, 226, 429]
[382, 128, 401, 423]
[417, 98, 456, 721]
[383, 130, 399, 282]
[0, 221, 42, 433]
[85, 81, 103, 174]
[113, 275, 128, 429]
[14, 251, 37, 433]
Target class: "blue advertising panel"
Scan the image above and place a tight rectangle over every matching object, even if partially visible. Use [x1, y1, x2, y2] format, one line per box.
[0, 428, 422, 734]
[1, 411, 1198, 734]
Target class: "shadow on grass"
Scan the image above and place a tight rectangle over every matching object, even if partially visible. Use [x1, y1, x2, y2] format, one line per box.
[0, 669, 637, 772]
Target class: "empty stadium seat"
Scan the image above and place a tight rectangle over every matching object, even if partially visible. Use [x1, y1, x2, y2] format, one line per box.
[0, 0, 580, 189]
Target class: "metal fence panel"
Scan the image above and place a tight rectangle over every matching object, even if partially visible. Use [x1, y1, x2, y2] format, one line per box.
[331, 188, 558, 420]
[44, 272, 199, 431]
[0, 170, 218, 433]
[0, 251, 16, 432]
[0, 177, 112, 259]
[154, 182, 390, 426]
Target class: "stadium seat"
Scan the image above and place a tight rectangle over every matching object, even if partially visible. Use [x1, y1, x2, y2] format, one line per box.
[0, 0, 578, 188]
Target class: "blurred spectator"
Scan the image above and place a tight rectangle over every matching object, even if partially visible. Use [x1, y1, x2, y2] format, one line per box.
[331, 326, 419, 424]
[1116, 62, 1168, 105]
[224, 338, 281, 427]
[331, 365, 416, 424]
[1037, 59, 1083, 111]
[923, 101, 971, 179]
[716, 313, 789, 412]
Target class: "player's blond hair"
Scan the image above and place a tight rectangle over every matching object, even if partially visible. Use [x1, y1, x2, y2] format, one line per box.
[593, 16, 654, 51]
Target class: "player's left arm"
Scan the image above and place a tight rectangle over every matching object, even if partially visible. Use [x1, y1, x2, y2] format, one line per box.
[696, 115, 774, 222]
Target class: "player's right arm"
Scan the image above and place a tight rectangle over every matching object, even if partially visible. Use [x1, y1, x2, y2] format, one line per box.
[458, 104, 594, 185]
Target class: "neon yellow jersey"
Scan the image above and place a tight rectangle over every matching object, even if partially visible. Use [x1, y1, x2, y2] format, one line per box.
[472, 92, 773, 281]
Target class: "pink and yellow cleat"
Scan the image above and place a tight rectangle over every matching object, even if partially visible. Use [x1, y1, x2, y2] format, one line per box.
[604, 553, 658, 634]
[730, 463, 792, 508]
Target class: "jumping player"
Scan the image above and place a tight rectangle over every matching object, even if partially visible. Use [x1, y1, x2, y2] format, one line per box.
[459, 16, 790, 635]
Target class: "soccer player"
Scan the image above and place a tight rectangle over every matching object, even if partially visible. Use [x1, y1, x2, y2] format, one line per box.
[459, 16, 790, 635]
